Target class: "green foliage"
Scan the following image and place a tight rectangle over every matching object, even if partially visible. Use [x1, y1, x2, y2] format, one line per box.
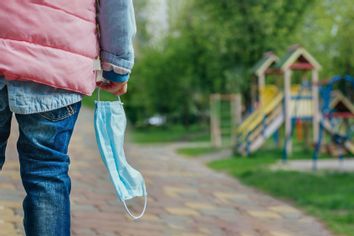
[129, 123, 210, 143]
[126, 0, 317, 125]
[301, 0, 354, 76]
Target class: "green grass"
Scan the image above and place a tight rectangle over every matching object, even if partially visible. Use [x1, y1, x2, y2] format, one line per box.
[209, 150, 279, 174]
[176, 146, 222, 157]
[208, 149, 354, 236]
[129, 124, 210, 144]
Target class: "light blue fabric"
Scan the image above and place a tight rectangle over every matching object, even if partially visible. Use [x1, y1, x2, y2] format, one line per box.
[0, 77, 82, 114]
[0, 0, 136, 114]
[98, 0, 137, 72]
[94, 97, 147, 220]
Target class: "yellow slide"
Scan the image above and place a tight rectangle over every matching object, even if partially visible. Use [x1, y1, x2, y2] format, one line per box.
[236, 85, 284, 155]
[238, 85, 282, 136]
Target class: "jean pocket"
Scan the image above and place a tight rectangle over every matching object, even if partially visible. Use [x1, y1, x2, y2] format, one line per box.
[38, 102, 81, 122]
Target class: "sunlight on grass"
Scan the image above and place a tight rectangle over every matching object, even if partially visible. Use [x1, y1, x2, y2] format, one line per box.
[129, 124, 210, 144]
[208, 148, 354, 236]
[176, 146, 222, 158]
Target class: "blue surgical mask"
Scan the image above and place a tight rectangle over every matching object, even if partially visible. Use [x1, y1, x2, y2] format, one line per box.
[94, 92, 147, 220]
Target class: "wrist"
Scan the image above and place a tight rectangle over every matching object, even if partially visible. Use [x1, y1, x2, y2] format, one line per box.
[102, 70, 130, 83]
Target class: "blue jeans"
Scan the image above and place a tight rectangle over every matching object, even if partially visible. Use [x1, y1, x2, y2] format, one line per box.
[0, 87, 81, 236]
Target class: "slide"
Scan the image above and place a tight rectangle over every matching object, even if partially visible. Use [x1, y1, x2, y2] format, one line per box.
[320, 91, 354, 155]
[320, 117, 354, 155]
[235, 85, 284, 155]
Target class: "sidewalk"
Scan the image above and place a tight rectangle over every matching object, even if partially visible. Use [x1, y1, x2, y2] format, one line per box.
[0, 107, 333, 236]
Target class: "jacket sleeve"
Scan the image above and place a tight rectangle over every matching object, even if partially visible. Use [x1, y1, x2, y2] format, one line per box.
[97, 0, 137, 82]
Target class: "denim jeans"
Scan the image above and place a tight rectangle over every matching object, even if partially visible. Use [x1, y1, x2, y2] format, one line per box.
[0, 86, 81, 236]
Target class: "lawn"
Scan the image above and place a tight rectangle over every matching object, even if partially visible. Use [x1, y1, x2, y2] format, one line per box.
[129, 124, 210, 144]
[208, 149, 354, 236]
[176, 146, 222, 157]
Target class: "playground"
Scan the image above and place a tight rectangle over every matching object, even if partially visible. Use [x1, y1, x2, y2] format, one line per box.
[210, 45, 354, 170]
[204, 45, 354, 235]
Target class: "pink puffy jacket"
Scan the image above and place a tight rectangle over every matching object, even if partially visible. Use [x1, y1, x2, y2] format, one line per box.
[0, 0, 99, 95]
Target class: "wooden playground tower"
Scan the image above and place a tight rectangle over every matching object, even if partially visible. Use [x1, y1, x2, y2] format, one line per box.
[259, 45, 321, 156]
[234, 45, 322, 157]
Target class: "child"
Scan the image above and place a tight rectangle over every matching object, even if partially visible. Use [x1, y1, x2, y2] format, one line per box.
[0, 0, 136, 235]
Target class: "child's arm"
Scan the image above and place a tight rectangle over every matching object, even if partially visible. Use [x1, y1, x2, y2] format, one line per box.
[97, 0, 137, 83]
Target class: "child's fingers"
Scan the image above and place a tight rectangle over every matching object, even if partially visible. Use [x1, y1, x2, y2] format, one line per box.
[100, 86, 117, 94]
[120, 83, 128, 94]
[115, 84, 128, 96]
[96, 81, 128, 95]
[96, 81, 114, 89]
[110, 83, 128, 96]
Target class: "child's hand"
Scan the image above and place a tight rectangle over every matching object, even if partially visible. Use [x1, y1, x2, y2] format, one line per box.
[96, 81, 128, 96]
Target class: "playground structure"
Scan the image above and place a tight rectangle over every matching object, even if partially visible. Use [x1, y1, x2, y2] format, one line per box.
[312, 75, 354, 169]
[210, 94, 242, 147]
[231, 45, 354, 165]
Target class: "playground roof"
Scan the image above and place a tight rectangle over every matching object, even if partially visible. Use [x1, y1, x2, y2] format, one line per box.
[252, 52, 278, 76]
[276, 45, 322, 71]
[331, 91, 354, 114]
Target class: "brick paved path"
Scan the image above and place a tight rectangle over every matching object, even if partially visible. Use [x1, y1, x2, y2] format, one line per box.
[0, 107, 333, 236]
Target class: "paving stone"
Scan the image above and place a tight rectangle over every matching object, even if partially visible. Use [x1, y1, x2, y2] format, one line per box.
[166, 207, 200, 216]
[180, 233, 208, 236]
[269, 205, 300, 214]
[213, 192, 252, 205]
[185, 202, 215, 210]
[164, 186, 197, 198]
[72, 228, 97, 236]
[0, 222, 19, 236]
[138, 213, 159, 222]
[198, 227, 212, 235]
[0, 183, 16, 190]
[248, 210, 281, 220]
[270, 231, 294, 236]
[0, 201, 21, 208]
[240, 233, 253, 236]
[0, 207, 14, 216]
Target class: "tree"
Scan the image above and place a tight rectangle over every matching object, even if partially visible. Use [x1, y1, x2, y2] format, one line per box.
[301, 0, 354, 76]
[126, 0, 320, 125]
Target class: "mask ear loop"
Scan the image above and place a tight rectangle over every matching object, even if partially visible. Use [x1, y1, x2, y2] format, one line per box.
[97, 87, 101, 101]
[117, 95, 124, 104]
[122, 193, 148, 220]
